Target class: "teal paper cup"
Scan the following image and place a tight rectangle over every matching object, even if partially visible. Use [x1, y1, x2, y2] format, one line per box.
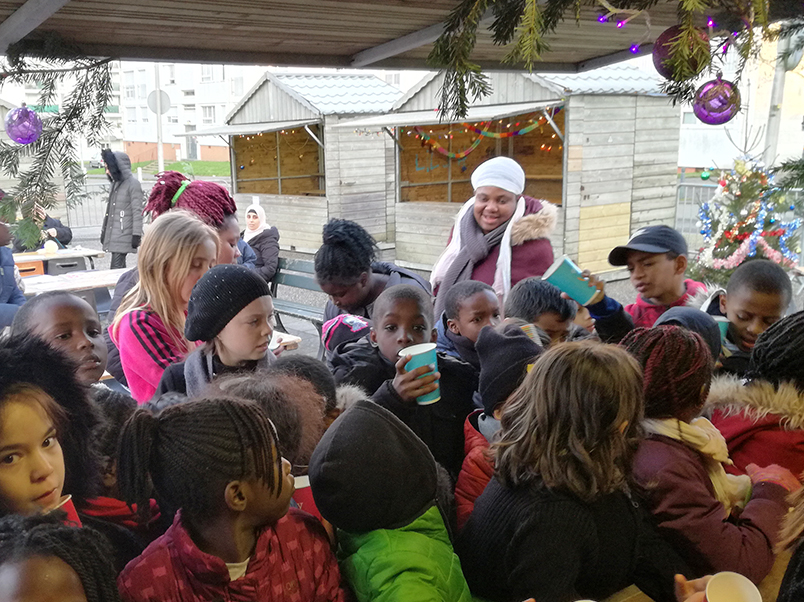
[399, 342, 440, 405]
[542, 255, 599, 306]
[714, 316, 730, 341]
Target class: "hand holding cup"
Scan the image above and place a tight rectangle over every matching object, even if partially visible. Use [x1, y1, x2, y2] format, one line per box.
[393, 354, 440, 404]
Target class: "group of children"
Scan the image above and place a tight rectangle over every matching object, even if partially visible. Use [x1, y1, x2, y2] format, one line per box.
[3, 211, 804, 602]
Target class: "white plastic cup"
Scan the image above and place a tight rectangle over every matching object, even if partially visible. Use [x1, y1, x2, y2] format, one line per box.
[542, 255, 599, 306]
[398, 342, 440, 405]
[704, 572, 761, 602]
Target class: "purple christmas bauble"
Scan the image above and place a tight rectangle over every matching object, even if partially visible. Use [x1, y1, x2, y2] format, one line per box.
[5, 104, 42, 144]
[693, 78, 741, 125]
[652, 25, 709, 81]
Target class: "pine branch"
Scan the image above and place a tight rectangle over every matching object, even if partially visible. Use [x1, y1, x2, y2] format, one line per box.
[503, 0, 549, 69]
[773, 158, 804, 191]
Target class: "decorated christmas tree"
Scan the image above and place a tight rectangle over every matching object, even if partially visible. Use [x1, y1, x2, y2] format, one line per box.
[691, 159, 802, 287]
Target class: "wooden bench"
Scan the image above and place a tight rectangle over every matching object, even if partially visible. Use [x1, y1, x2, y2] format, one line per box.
[270, 257, 325, 359]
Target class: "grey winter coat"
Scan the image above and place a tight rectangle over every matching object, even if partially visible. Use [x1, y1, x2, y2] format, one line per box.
[101, 152, 144, 254]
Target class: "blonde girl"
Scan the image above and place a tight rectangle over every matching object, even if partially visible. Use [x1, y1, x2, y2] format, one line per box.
[111, 211, 218, 403]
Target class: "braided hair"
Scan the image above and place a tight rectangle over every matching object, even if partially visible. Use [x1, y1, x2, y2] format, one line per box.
[0, 334, 102, 503]
[144, 171, 237, 229]
[0, 513, 120, 602]
[620, 325, 713, 419]
[117, 397, 282, 522]
[314, 219, 378, 285]
[746, 310, 804, 389]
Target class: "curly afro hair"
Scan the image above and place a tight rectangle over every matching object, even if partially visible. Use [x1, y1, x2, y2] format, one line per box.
[0, 334, 102, 503]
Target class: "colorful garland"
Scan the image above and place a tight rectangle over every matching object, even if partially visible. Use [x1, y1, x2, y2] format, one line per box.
[413, 123, 490, 159]
[463, 121, 541, 138]
[712, 237, 798, 269]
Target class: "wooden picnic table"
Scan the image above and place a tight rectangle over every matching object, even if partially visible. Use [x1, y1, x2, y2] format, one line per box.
[22, 268, 126, 296]
[13, 247, 106, 271]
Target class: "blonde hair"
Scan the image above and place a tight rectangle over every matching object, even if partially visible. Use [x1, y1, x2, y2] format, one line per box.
[494, 342, 644, 502]
[113, 211, 218, 354]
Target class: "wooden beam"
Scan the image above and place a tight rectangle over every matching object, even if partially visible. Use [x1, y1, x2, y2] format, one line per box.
[0, 0, 72, 53]
[351, 21, 444, 67]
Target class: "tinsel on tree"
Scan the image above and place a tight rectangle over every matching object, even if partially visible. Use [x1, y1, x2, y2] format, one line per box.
[691, 159, 802, 286]
[0, 35, 113, 248]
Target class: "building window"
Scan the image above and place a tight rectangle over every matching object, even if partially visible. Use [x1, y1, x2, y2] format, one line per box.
[167, 108, 178, 124]
[385, 73, 401, 86]
[124, 71, 135, 99]
[201, 65, 213, 83]
[137, 69, 147, 99]
[164, 64, 175, 85]
[231, 76, 244, 97]
[682, 112, 698, 125]
[202, 105, 216, 124]
[126, 107, 137, 123]
[141, 107, 149, 123]
[182, 89, 195, 97]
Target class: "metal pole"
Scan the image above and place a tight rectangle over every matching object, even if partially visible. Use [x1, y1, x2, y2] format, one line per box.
[155, 65, 165, 173]
[763, 36, 790, 167]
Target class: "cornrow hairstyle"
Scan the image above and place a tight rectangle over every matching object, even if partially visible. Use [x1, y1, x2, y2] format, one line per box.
[746, 310, 804, 390]
[10, 291, 89, 336]
[268, 355, 337, 413]
[314, 219, 378, 285]
[0, 513, 120, 602]
[144, 171, 237, 229]
[213, 373, 326, 470]
[93, 388, 137, 460]
[443, 280, 495, 320]
[504, 278, 577, 323]
[371, 283, 435, 327]
[727, 259, 793, 304]
[620, 325, 713, 419]
[0, 334, 102, 503]
[117, 397, 282, 522]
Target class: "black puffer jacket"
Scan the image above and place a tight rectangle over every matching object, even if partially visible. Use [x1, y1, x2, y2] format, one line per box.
[241, 227, 280, 283]
[12, 214, 72, 252]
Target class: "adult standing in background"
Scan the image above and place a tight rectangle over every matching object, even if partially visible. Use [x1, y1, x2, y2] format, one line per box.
[431, 156, 557, 317]
[241, 203, 280, 283]
[101, 149, 144, 269]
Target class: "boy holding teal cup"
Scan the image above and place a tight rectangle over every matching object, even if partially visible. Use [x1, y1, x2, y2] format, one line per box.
[329, 284, 478, 479]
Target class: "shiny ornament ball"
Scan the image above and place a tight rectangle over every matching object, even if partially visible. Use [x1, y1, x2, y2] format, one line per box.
[652, 25, 710, 81]
[700, 171, 711, 180]
[693, 78, 741, 125]
[4, 104, 42, 144]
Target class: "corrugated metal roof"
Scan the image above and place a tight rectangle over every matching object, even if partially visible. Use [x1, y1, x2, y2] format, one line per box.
[274, 74, 402, 115]
[536, 63, 665, 96]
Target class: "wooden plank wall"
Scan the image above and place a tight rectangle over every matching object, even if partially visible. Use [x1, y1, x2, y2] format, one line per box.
[324, 114, 394, 242]
[563, 94, 680, 273]
[233, 193, 327, 253]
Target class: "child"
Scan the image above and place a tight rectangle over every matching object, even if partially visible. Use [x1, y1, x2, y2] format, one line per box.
[116, 397, 347, 601]
[0, 334, 101, 519]
[315, 219, 431, 323]
[705, 311, 804, 477]
[457, 343, 692, 602]
[436, 279, 500, 369]
[778, 488, 804, 601]
[330, 284, 478, 478]
[0, 221, 25, 329]
[111, 211, 219, 402]
[154, 264, 275, 398]
[608, 225, 706, 328]
[697, 259, 791, 376]
[623, 326, 796, 584]
[455, 323, 542, 530]
[0, 513, 121, 602]
[504, 277, 594, 346]
[242, 202, 281, 283]
[270, 354, 340, 425]
[309, 398, 474, 602]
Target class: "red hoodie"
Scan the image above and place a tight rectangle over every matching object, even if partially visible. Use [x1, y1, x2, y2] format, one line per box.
[624, 279, 707, 328]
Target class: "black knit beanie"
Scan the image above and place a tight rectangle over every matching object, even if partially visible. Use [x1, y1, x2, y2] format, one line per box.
[308, 399, 437, 533]
[476, 323, 543, 415]
[185, 264, 271, 342]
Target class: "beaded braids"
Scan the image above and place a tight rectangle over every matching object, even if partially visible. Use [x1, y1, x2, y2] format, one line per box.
[314, 219, 378, 285]
[144, 171, 237, 229]
[620, 325, 713, 419]
[746, 310, 804, 390]
[0, 513, 121, 602]
[117, 397, 282, 522]
[0, 334, 102, 503]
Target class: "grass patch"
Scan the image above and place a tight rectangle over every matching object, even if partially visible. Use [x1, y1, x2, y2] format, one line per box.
[83, 160, 230, 177]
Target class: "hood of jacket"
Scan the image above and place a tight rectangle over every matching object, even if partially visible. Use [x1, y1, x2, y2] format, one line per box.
[687, 285, 724, 315]
[371, 261, 432, 294]
[309, 399, 438, 533]
[337, 504, 451, 556]
[510, 196, 558, 246]
[103, 150, 133, 182]
[705, 374, 804, 429]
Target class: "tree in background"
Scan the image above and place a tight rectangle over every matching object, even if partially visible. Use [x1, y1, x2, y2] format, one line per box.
[691, 159, 801, 287]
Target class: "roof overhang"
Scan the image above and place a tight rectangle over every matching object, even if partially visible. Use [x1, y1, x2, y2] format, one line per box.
[334, 100, 564, 129]
[175, 119, 320, 137]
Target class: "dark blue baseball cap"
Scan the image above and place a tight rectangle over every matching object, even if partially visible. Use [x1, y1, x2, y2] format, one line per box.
[608, 225, 688, 266]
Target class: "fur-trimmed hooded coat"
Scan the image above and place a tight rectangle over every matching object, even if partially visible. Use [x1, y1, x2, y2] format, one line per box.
[101, 151, 144, 254]
[704, 375, 804, 478]
[465, 196, 557, 291]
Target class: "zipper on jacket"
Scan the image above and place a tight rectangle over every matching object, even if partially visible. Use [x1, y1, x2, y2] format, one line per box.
[120, 210, 125, 231]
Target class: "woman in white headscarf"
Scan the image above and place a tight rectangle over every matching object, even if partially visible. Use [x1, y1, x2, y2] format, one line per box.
[431, 157, 557, 316]
[241, 203, 281, 283]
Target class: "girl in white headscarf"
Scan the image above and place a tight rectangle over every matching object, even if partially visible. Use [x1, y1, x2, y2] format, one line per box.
[241, 203, 281, 283]
[431, 157, 558, 316]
